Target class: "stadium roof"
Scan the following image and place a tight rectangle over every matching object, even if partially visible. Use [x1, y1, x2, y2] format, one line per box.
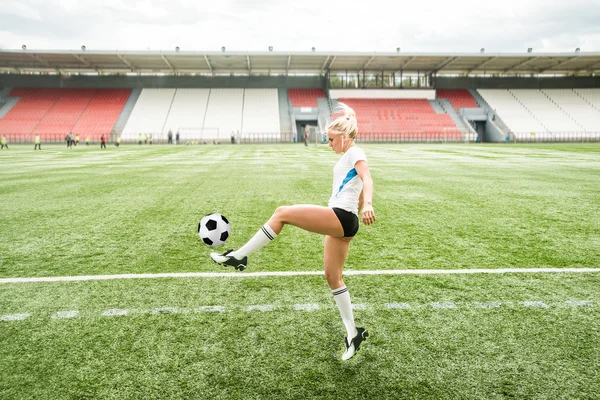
[1, 50, 599, 76]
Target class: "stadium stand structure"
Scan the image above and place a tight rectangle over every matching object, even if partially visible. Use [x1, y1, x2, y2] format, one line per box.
[478, 89, 600, 140]
[574, 89, 600, 112]
[121, 88, 281, 142]
[477, 89, 547, 139]
[111, 88, 141, 137]
[1, 83, 599, 144]
[242, 88, 280, 141]
[0, 88, 131, 140]
[288, 89, 325, 107]
[72, 89, 131, 137]
[202, 88, 243, 141]
[161, 88, 210, 138]
[333, 98, 463, 141]
[543, 89, 600, 133]
[278, 88, 293, 135]
[437, 89, 478, 109]
[122, 88, 176, 140]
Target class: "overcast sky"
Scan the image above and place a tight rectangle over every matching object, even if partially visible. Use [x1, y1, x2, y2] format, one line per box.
[1, 0, 599, 53]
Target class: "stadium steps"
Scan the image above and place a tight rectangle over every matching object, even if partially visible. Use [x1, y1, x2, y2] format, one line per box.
[161, 89, 177, 135]
[429, 99, 446, 114]
[469, 89, 511, 136]
[317, 97, 332, 129]
[0, 97, 19, 120]
[0, 87, 13, 107]
[278, 88, 293, 134]
[329, 98, 339, 114]
[112, 88, 141, 138]
[200, 89, 211, 135]
[437, 98, 471, 133]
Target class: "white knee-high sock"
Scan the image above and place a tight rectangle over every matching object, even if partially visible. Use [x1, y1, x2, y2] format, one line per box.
[332, 286, 357, 340]
[233, 223, 277, 258]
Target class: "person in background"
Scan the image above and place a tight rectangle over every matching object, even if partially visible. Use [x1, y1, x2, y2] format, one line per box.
[34, 134, 42, 150]
[86, 136, 91, 146]
[100, 134, 107, 149]
[176, 130, 180, 145]
[148, 134, 152, 145]
[304, 124, 310, 147]
[75, 134, 80, 146]
[1, 135, 8, 149]
[138, 133, 143, 145]
[116, 135, 122, 147]
[168, 129, 173, 144]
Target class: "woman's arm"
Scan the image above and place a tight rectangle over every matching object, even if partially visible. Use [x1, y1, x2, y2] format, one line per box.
[355, 160, 375, 226]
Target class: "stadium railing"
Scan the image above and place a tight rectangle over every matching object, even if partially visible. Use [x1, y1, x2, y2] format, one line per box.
[2, 131, 599, 144]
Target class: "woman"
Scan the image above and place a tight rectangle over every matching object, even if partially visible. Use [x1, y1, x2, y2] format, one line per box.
[211, 103, 376, 360]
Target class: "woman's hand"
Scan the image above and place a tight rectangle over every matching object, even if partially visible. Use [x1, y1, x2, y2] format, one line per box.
[361, 204, 376, 226]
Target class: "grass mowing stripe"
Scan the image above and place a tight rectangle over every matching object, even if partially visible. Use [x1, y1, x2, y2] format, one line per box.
[1, 267, 600, 284]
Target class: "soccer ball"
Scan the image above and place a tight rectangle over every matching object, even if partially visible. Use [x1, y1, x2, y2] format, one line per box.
[198, 213, 230, 246]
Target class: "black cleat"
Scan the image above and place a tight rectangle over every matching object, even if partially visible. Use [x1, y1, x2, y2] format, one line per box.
[342, 327, 369, 360]
[210, 249, 248, 271]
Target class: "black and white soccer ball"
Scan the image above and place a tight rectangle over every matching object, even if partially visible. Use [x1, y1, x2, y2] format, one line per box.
[198, 213, 230, 246]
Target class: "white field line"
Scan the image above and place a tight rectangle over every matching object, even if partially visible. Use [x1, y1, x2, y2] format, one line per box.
[2, 300, 597, 322]
[1, 268, 600, 284]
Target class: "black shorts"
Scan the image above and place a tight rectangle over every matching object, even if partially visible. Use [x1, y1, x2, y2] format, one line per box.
[332, 207, 359, 237]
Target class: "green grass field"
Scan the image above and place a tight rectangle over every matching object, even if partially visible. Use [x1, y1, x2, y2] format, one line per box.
[1, 143, 599, 399]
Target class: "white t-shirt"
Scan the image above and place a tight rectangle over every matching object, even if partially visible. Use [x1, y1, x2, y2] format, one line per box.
[328, 146, 367, 215]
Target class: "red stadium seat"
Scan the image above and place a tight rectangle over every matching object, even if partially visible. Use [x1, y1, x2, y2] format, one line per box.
[332, 98, 462, 140]
[288, 89, 325, 107]
[437, 89, 478, 109]
[0, 88, 131, 140]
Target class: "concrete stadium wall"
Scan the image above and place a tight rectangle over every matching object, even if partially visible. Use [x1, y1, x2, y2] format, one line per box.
[436, 76, 600, 89]
[0, 74, 326, 89]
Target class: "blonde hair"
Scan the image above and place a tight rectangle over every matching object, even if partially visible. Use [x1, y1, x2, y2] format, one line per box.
[326, 102, 358, 139]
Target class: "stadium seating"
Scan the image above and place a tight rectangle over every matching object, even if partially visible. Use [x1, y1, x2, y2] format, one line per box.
[542, 89, 600, 133]
[478, 89, 600, 139]
[120, 88, 279, 142]
[33, 89, 96, 135]
[288, 89, 325, 107]
[436, 89, 478, 109]
[0, 88, 131, 139]
[510, 89, 582, 132]
[202, 88, 244, 141]
[573, 89, 600, 114]
[477, 89, 547, 137]
[161, 89, 210, 137]
[334, 98, 462, 140]
[122, 88, 176, 140]
[0, 88, 60, 136]
[72, 89, 131, 137]
[242, 89, 280, 138]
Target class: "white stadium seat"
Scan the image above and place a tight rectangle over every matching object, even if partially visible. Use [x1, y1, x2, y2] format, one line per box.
[162, 89, 210, 138]
[202, 88, 244, 141]
[478, 89, 546, 138]
[242, 89, 280, 140]
[122, 88, 175, 140]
